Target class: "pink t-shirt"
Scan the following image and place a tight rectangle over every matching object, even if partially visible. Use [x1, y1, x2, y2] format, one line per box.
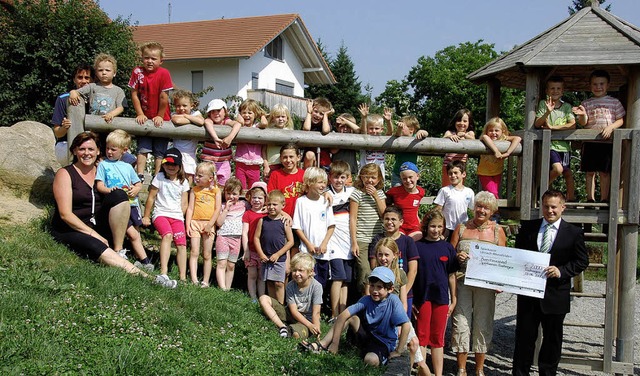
[581, 95, 625, 131]
[128, 66, 173, 120]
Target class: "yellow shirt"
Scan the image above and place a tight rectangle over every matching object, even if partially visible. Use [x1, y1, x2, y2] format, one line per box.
[192, 186, 219, 220]
[477, 154, 503, 177]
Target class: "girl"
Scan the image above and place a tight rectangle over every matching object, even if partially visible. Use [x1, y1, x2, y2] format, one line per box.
[478, 117, 522, 199]
[201, 99, 242, 185]
[142, 148, 190, 282]
[242, 182, 268, 300]
[261, 104, 294, 179]
[185, 161, 221, 287]
[349, 163, 386, 294]
[235, 99, 267, 189]
[215, 177, 245, 290]
[171, 89, 204, 183]
[442, 109, 475, 187]
[414, 210, 459, 376]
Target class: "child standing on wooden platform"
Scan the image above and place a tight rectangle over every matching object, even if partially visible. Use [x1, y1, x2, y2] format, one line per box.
[171, 89, 204, 183]
[442, 109, 475, 187]
[201, 99, 241, 185]
[235, 99, 267, 190]
[478, 117, 521, 199]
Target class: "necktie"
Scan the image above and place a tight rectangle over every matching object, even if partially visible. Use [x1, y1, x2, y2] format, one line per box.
[540, 223, 553, 253]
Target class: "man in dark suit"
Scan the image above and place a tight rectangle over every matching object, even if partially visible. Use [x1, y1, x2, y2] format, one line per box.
[512, 190, 589, 376]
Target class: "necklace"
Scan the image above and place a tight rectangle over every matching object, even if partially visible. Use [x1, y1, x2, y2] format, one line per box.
[474, 220, 491, 232]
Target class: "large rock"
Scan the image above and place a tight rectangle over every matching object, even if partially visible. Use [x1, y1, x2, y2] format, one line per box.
[0, 121, 60, 203]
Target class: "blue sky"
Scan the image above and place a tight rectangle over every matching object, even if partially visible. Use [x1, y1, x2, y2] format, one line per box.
[101, 0, 640, 97]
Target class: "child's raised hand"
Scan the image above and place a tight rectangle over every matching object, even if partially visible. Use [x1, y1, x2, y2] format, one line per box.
[358, 103, 369, 117]
[152, 116, 164, 127]
[306, 99, 314, 114]
[572, 105, 586, 116]
[383, 107, 393, 121]
[545, 96, 555, 113]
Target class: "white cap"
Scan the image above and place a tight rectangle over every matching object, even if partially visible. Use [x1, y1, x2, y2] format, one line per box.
[206, 99, 227, 113]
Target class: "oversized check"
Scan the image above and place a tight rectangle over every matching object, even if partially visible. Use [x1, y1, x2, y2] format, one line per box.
[464, 241, 550, 298]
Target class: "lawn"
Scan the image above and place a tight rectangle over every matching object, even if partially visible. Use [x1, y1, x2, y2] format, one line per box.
[0, 218, 381, 376]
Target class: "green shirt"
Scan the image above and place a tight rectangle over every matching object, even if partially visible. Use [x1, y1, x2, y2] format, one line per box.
[536, 100, 575, 152]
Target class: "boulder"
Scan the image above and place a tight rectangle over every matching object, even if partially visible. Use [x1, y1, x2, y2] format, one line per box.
[0, 121, 59, 203]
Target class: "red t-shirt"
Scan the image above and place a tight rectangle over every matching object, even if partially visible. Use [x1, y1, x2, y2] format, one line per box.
[267, 168, 305, 217]
[242, 210, 267, 251]
[128, 66, 173, 120]
[386, 185, 425, 235]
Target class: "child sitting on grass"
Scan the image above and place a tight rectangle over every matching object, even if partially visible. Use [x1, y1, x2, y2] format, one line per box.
[259, 253, 323, 339]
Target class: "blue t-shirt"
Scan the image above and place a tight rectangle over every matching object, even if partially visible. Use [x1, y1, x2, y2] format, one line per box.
[413, 239, 459, 307]
[95, 159, 141, 206]
[347, 294, 409, 352]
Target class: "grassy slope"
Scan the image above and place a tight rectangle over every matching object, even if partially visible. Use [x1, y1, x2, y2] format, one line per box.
[0, 220, 380, 376]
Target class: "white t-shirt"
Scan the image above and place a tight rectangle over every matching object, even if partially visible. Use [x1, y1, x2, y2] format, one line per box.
[151, 173, 190, 220]
[327, 186, 354, 260]
[292, 195, 335, 261]
[434, 185, 475, 231]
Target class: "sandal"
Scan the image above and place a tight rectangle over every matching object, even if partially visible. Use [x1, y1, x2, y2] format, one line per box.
[298, 340, 327, 354]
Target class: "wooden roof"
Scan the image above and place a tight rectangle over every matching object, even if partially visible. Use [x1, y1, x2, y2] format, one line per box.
[468, 6, 640, 91]
[132, 14, 335, 85]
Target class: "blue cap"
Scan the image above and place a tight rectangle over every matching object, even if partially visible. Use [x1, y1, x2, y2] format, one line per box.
[399, 162, 419, 173]
[369, 266, 395, 284]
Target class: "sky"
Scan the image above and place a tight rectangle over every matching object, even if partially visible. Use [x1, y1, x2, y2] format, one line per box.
[100, 0, 640, 97]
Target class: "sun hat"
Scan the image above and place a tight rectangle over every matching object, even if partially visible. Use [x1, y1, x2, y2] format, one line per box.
[206, 99, 227, 113]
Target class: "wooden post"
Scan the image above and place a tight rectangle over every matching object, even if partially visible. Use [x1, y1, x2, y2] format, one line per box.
[486, 78, 501, 121]
[66, 98, 86, 164]
[520, 70, 541, 219]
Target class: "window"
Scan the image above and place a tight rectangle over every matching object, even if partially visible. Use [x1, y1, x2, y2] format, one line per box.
[251, 72, 259, 89]
[265, 36, 283, 61]
[191, 71, 203, 93]
[275, 79, 294, 96]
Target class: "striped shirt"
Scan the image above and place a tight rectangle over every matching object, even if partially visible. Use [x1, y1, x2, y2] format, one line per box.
[350, 188, 386, 242]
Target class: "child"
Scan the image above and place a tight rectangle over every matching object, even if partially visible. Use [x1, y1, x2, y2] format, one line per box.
[359, 104, 393, 177]
[301, 266, 410, 367]
[142, 148, 190, 282]
[69, 54, 125, 124]
[94, 130, 153, 272]
[330, 113, 360, 177]
[368, 206, 419, 318]
[235, 99, 267, 189]
[434, 160, 475, 240]
[391, 115, 429, 187]
[414, 210, 459, 376]
[326, 161, 355, 320]
[261, 104, 294, 179]
[478, 117, 522, 199]
[535, 77, 577, 201]
[215, 177, 245, 291]
[573, 70, 625, 203]
[129, 42, 174, 178]
[442, 109, 475, 187]
[242, 182, 268, 300]
[350, 163, 386, 294]
[302, 97, 333, 169]
[385, 162, 425, 240]
[267, 144, 305, 219]
[171, 89, 205, 182]
[259, 253, 323, 339]
[201, 99, 242, 185]
[185, 161, 221, 287]
[254, 190, 294, 304]
[292, 167, 335, 288]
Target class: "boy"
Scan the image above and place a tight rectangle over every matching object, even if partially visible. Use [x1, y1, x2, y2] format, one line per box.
[95, 129, 154, 272]
[391, 115, 429, 187]
[326, 161, 355, 320]
[573, 70, 625, 203]
[254, 190, 294, 304]
[330, 113, 359, 178]
[129, 41, 174, 178]
[292, 167, 335, 288]
[385, 162, 425, 240]
[535, 77, 577, 201]
[302, 97, 333, 169]
[259, 253, 323, 339]
[302, 266, 410, 367]
[434, 160, 475, 240]
[359, 103, 393, 177]
[368, 206, 419, 318]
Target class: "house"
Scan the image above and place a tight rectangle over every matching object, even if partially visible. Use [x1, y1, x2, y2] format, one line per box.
[132, 13, 335, 117]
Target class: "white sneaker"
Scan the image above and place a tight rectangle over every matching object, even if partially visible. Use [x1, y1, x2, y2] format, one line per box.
[154, 274, 177, 289]
[134, 261, 155, 273]
[118, 249, 129, 260]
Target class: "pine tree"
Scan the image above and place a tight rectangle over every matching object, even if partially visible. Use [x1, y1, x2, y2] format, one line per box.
[568, 0, 611, 15]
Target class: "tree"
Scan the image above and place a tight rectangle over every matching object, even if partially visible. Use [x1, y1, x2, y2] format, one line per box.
[305, 42, 366, 116]
[568, 0, 611, 14]
[0, 0, 138, 126]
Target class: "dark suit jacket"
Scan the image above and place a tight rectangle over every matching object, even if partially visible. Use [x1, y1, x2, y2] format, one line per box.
[515, 218, 589, 314]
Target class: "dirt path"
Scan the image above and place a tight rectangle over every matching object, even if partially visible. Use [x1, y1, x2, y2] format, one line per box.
[0, 187, 45, 225]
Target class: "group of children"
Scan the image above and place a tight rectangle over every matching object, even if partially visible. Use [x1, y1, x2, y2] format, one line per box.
[58, 40, 624, 371]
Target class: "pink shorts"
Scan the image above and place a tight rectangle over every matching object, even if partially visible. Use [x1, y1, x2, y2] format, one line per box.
[215, 161, 231, 186]
[416, 301, 449, 348]
[244, 249, 262, 268]
[153, 216, 187, 246]
[479, 174, 501, 198]
[215, 235, 241, 262]
[235, 161, 261, 190]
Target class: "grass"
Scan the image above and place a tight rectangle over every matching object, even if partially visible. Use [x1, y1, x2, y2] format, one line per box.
[0, 218, 382, 376]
